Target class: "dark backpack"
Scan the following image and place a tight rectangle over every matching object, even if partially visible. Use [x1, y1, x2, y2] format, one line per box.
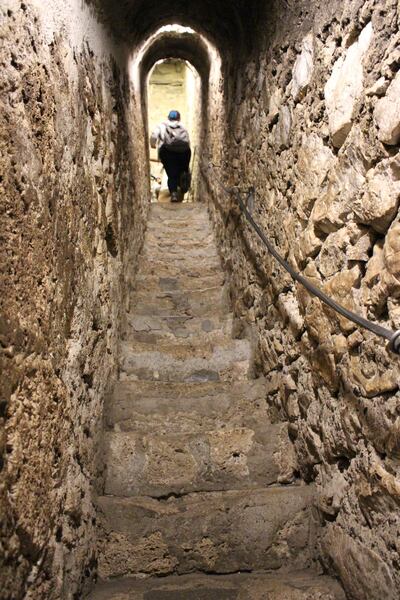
[163, 123, 190, 153]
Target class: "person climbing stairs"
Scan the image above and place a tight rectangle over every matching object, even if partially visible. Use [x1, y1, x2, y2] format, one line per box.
[89, 203, 345, 599]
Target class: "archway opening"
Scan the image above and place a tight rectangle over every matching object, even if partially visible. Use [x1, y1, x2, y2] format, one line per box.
[130, 23, 222, 205]
[147, 58, 201, 202]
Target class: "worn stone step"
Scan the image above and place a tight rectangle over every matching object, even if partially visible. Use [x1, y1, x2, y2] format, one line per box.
[132, 272, 225, 295]
[145, 231, 215, 247]
[142, 244, 218, 259]
[119, 338, 251, 382]
[130, 286, 228, 318]
[126, 316, 233, 344]
[143, 229, 217, 243]
[105, 378, 268, 433]
[145, 221, 213, 236]
[88, 570, 346, 600]
[142, 230, 216, 246]
[144, 210, 212, 234]
[136, 257, 222, 280]
[146, 217, 211, 232]
[103, 423, 283, 497]
[126, 313, 233, 344]
[147, 209, 210, 224]
[96, 485, 315, 579]
[137, 253, 221, 271]
[149, 203, 208, 216]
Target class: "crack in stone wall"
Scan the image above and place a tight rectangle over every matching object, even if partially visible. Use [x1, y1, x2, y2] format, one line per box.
[202, 1, 400, 598]
[0, 2, 149, 598]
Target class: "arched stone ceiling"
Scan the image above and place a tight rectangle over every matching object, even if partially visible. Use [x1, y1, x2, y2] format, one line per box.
[139, 32, 211, 84]
[87, 0, 267, 55]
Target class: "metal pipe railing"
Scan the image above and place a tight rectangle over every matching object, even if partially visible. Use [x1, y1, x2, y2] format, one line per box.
[200, 163, 400, 355]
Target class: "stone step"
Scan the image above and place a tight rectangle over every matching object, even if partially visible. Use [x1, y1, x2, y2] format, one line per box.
[143, 234, 216, 251]
[147, 209, 210, 223]
[103, 423, 283, 497]
[138, 250, 221, 274]
[149, 203, 208, 216]
[96, 485, 315, 579]
[145, 218, 213, 234]
[142, 245, 219, 260]
[146, 217, 211, 232]
[132, 271, 225, 293]
[145, 223, 216, 237]
[119, 338, 251, 382]
[145, 231, 215, 246]
[126, 313, 233, 344]
[136, 257, 222, 280]
[145, 221, 213, 236]
[105, 379, 268, 433]
[130, 286, 228, 318]
[88, 570, 346, 600]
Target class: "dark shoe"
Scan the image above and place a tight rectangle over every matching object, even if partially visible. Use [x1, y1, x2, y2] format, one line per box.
[171, 192, 179, 202]
[179, 171, 191, 194]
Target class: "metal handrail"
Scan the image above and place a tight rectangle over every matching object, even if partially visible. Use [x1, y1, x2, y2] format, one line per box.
[200, 163, 400, 355]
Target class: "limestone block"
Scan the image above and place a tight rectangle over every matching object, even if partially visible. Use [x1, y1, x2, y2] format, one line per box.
[303, 296, 334, 345]
[324, 22, 373, 147]
[316, 464, 348, 518]
[294, 226, 321, 268]
[317, 226, 361, 278]
[384, 221, 400, 283]
[317, 223, 371, 276]
[297, 133, 335, 187]
[274, 105, 292, 150]
[363, 223, 400, 311]
[106, 379, 266, 434]
[311, 145, 366, 234]
[103, 424, 283, 497]
[365, 76, 389, 97]
[357, 394, 400, 456]
[120, 337, 251, 382]
[353, 156, 400, 233]
[268, 87, 282, 121]
[374, 71, 400, 145]
[321, 525, 399, 600]
[131, 286, 226, 318]
[276, 292, 304, 337]
[97, 486, 315, 577]
[295, 133, 335, 215]
[362, 241, 388, 311]
[291, 33, 314, 101]
[311, 183, 346, 234]
[346, 230, 374, 262]
[363, 240, 385, 288]
[324, 266, 362, 333]
[89, 567, 346, 600]
[346, 353, 398, 398]
[388, 297, 400, 329]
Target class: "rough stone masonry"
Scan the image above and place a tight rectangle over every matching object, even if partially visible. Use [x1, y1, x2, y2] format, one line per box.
[0, 1, 149, 598]
[203, 1, 400, 598]
[1, 0, 400, 599]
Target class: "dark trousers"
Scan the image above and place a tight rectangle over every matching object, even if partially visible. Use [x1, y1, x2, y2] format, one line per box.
[159, 146, 191, 193]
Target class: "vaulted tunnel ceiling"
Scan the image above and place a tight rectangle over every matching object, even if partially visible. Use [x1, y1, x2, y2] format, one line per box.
[87, 0, 270, 55]
[140, 32, 211, 82]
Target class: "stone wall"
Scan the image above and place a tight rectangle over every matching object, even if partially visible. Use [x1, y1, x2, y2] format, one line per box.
[203, 1, 400, 598]
[0, 1, 148, 598]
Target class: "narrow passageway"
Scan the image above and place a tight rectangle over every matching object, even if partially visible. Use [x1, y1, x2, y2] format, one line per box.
[90, 203, 344, 598]
[1, 1, 400, 600]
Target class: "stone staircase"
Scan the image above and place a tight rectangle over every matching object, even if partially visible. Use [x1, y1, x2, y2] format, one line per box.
[89, 203, 345, 599]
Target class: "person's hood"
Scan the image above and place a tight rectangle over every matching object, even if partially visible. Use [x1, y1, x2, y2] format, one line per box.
[166, 119, 181, 127]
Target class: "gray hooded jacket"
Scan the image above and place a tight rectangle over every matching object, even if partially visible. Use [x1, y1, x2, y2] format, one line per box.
[150, 119, 190, 151]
